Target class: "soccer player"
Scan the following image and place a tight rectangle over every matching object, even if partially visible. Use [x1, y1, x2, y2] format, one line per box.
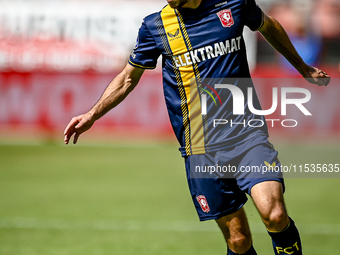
[64, 0, 330, 254]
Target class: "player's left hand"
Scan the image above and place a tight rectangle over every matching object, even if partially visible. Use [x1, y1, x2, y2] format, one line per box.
[302, 65, 331, 87]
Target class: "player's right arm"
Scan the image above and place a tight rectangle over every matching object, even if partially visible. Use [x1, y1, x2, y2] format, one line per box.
[64, 15, 160, 144]
[64, 63, 144, 145]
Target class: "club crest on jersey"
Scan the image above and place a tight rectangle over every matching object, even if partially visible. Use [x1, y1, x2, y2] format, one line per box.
[217, 9, 234, 27]
[196, 195, 210, 213]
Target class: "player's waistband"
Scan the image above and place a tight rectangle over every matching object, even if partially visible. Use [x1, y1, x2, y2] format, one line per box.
[179, 130, 269, 157]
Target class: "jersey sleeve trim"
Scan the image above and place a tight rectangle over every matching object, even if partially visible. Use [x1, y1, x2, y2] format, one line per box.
[255, 10, 265, 31]
[128, 59, 156, 70]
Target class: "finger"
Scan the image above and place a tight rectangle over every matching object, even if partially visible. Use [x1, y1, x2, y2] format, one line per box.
[319, 78, 330, 87]
[64, 117, 80, 135]
[64, 117, 82, 145]
[75, 119, 84, 130]
[64, 134, 69, 144]
[64, 126, 73, 139]
[64, 126, 75, 145]
[318, 70, 330, 77]
[64, 131, 75, 144]
[314, 70, 331, 87]
[320, 72, 331, 86]
[317, 76, 330, 87]
[324, 77, 331, 86]
[64, 121, 74, 135]
[316, 79, 326, 87]
[320, 72, 329, 78]
[74, 116, 92, 133]
[73, 133, 80, 144]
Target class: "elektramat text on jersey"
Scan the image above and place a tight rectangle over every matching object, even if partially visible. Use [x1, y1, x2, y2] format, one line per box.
[172, 36, 242, 67]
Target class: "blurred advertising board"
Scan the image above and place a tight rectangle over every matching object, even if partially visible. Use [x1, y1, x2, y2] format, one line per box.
[0, 71, 171, 134]
[0, 71, 339, 140]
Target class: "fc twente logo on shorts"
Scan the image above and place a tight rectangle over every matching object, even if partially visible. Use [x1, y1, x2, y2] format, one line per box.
[196, 195, 210, 213]
[217, 9, 234, 27]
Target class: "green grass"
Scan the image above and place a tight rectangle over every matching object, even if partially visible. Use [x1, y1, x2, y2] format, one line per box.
[0, 141, 339, 254]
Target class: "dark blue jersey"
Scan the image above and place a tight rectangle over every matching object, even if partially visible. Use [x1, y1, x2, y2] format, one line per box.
[129, 0, 268, 156]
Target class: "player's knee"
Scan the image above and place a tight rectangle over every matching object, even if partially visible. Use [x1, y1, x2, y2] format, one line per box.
[228, 234, 252, 254]
[262, 208, 289, 231]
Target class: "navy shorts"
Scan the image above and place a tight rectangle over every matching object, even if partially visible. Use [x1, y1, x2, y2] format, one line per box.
[184, 136, 284, 221]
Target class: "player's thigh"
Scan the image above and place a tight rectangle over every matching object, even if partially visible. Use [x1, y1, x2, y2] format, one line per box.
[236, 141, 284, 195]
[235, 142, 288, 230]
[215, 206, 252, 244]
[251, 181, 289, 231]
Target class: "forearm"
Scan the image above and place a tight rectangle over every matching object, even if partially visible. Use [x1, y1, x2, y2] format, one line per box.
[89, 65, 144, 121]
[89, 73, 132, 120]
[259, 14, 308, 75]
[63, 64, 144, 144]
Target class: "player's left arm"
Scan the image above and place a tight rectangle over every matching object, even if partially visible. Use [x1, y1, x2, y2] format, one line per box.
[258, 12, 330, 86]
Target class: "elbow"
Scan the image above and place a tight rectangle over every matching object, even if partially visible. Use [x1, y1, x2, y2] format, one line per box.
[119, 63, 144, 93]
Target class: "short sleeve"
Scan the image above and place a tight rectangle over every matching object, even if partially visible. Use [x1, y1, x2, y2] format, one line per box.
[129, 20, 161, 69]
[243, 0, 264, 31]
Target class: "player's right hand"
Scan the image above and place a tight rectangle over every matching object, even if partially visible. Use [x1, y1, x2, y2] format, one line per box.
[64, 113, 95, 145]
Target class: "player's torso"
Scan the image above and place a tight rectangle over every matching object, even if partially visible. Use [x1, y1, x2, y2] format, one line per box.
[142, 0, 266, 156]
[148, 0, 249, 79]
